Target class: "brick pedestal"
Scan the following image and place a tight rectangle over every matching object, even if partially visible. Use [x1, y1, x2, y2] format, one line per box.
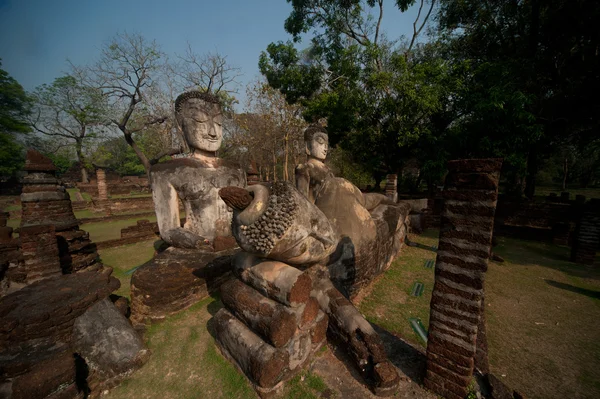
[424, 159, 502, 399]
[571, 199, 600, 265]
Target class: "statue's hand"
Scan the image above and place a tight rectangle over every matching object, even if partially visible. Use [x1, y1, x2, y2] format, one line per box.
[163, 227, 210, 249]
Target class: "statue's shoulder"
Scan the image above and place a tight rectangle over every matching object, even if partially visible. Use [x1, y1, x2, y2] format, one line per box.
[295, 163, 310, 175]
[217, 158, 244, 172]
[150, 158, 202, 174]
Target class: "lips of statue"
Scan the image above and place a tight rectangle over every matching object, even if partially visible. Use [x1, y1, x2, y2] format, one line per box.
[181, 100, 223, 152]
[310, 132, 328, 161]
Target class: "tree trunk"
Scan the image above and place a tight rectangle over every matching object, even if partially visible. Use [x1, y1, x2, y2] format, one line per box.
[123, 131, 151, 174]
[562, 156, 568, 191]
[524, 146, 538, 199]
[272, 147, 277, 182]
[75, 141, 89, 184]
[283, 135, 289, 181]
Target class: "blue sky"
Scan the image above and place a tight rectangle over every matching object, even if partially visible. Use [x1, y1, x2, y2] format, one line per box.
[0, 0, 423, 107]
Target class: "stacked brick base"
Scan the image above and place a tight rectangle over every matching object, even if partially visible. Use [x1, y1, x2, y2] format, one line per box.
[214, 259, 327, 397]
[424, 159, 502, 399]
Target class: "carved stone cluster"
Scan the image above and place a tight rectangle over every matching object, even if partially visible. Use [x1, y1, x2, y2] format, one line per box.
[240, 182, 298, 255]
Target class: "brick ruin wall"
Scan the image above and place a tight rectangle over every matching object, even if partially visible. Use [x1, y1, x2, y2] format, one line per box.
[424, 158, 502, 399]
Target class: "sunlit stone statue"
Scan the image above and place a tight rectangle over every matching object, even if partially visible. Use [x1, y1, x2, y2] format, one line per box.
[150, 91, 245, 249]
[295, 125, 409, 297]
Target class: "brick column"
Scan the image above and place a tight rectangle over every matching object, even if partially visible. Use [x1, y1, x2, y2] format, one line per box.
[385, 174, 398, 202]
[96, 168, 108, 201]
[20, 225, 62, 283]
[571, 199, 600, 265]
[424, 158, 502, 399]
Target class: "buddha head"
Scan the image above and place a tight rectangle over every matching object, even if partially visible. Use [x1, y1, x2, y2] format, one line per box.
[304, 125, 329, 161]
[175, 91, 223, 153]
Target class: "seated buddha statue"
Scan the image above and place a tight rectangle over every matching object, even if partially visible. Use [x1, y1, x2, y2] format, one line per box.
[150, 91, 245, 249]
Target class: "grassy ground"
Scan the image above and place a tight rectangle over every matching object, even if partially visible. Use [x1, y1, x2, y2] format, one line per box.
[359, 230, 600, 399]
[97, 240, 157, 299]
[66, 188, 92, 202]
[359, 230, 439, 347]
[80, 215, 157, 242]
[103, 282, 329, 399]
[94, 229, 599, 399]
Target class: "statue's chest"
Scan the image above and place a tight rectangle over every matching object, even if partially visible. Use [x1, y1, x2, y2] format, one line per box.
[175, 169, 243, 202]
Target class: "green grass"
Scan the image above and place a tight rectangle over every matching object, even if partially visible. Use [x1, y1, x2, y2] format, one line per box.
[359, 229, 600, 399]
[359, 229, 439, 348]
[6, 218, 20, 230]
[66, 188, 92, 202]
[80, 215, 157, 242]
[74, 209, 107, 219]
[98, 240, 156, 298]
[93, 226, 600, 399]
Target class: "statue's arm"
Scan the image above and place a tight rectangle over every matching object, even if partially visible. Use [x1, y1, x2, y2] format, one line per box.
[295, 164, 310, 199]
[363, 192, 395, 211]
[151, 173, 204, 248]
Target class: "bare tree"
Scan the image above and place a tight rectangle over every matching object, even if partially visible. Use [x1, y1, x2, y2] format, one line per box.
[172, 43, 242, 97]
[71, 32, 171, 173]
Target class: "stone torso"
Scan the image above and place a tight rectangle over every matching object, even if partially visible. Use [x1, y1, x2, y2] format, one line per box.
[150, 157, 245, 240]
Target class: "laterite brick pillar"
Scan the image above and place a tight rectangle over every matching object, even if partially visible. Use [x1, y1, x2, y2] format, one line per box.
[96, 168, 108, 201]
[424, 158, 502, 399]
[571, 199, 600, 265]
[385, 174, 398, 202]
[19, 225, 62, 283]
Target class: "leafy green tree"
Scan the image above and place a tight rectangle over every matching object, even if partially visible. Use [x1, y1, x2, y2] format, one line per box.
[437, 0, 600, 197]
[0, 60, 31, 176]
[30, 75, 108, 183]
[259, 1, 444, 185]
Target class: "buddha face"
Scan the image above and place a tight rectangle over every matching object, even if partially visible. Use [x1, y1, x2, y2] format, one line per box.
[308, 132, 329, 161]
[178, 98, 223, 152]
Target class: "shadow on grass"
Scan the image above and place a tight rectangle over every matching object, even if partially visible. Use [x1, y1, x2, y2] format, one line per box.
[406, 238, 438, 253]
[494, 237, 600, 281]
[545, 279, 600, 299]
[371, 323, 427, 385]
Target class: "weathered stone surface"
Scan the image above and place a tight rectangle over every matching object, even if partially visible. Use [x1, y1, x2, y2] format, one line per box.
[0, 268, 119, 358]
[73, 298, 149, 391]
[229, 182, 337, 265]
[7, 350, 78, 399]
[233, 253, 312, 307]
[130, 246, 236, 327]
[308, 265, 399, 395]
[23, 149, 57, 172]
[213, 308, 289, 388]
[295, 126, 411, 297]
[425, 158, 502, 399]
[220, 278, 299, 348]
[150, 90, 245, 249]
[17, 225, 62, 284]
